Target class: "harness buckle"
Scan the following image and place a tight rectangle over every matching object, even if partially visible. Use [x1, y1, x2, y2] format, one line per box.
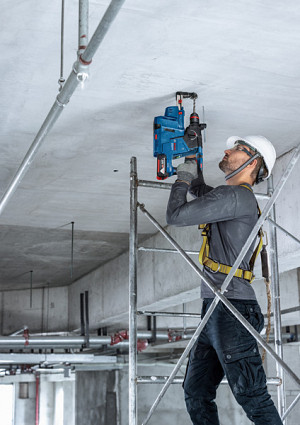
[210, 262, 221, 273]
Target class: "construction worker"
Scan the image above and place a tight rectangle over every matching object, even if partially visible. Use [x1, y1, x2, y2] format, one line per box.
[166, 135, 282, 425]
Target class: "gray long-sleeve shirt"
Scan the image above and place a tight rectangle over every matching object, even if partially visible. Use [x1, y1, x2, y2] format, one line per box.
[166, 176, 259, 300]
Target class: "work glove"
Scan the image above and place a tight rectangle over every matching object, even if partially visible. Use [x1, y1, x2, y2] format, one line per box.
[176, 158, 198, 185]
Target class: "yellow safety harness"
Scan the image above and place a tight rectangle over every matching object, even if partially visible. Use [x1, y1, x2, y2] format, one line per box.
[198, 184, 264, 284]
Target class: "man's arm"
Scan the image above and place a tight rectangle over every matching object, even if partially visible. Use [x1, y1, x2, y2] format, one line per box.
[166, 182, 238, 226]
[189, 172, 214, 198]
[175, 157, 213, 197]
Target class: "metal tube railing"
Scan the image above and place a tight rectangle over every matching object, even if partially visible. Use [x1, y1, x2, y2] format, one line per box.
[282, 393, 300, 421]
[129, 157, 138, 425]
[138, 180, 172, 190]
[138, 247, 199, 255]
[137, 311, 201, 318]
[268, 176, 286, 419]
[136, 143, 300, 425]
[138, 179, 270, 200]
[267, 306, 300, 317]
[0, 0, 126, 216]
[137, 376, 282, 386]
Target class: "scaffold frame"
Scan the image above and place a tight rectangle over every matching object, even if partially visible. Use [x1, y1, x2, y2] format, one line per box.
[129, 144, 300, 425]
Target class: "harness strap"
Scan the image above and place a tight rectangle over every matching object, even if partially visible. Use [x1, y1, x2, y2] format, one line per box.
[198, 185, 263, 284]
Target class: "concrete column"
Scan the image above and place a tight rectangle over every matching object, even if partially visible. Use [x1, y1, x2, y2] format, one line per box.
[63, 380, 75, 425]
[76, 370, 118, 425]
[14, 382, 36, 425]
[39, 379, 54, 425]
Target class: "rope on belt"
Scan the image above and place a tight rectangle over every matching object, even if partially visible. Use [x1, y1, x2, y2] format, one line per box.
[261, 241, 272, 363]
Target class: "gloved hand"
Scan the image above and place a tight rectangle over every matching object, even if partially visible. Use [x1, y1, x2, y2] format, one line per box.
[176, 157, 198, 184]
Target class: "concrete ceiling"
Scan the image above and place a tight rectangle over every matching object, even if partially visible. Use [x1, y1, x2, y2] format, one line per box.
[1, 0, 300, 291]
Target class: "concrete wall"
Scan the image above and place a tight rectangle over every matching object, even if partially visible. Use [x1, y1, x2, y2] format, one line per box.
[67, 224, 203, 332]
[0, 286, 69, 335]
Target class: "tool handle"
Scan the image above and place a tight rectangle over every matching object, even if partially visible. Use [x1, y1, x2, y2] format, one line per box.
[176, 91, 198, 99]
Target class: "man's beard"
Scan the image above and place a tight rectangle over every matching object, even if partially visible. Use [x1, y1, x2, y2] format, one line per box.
[219, 159, 229, 173]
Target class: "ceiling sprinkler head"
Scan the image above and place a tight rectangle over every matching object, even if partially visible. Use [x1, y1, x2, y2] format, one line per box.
[74, 61, 90, 87]
[77, 71, 89, 82]
[77, 71, 89, 89]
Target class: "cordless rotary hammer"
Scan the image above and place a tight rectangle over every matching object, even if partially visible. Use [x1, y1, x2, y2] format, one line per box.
[153, 91, 206, 179]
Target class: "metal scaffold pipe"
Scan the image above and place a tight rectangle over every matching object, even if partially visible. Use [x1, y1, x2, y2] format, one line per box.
[129, 157, 138, 425]
[0, 0, 126, 216]
[282, 393, 300, 422]
[268, 176, 286, 419]
[138, 180, 173, 190]
[137, 376, 282, 386]
[137, 179, 270, 200]
[138, 311, 202, 318]
[268, 217, 300, 246]
[138, 247, 199, 255]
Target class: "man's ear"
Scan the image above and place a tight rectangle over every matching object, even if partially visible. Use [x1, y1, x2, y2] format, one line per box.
[247, 158, 257, 170]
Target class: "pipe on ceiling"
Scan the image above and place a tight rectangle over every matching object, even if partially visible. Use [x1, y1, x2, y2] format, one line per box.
[0, 330, 173, 349]
[78, 0, 89, 56]
[58, 0, 66, 90]
[0, 0, 126, 216]
[0, 330, 287, 350]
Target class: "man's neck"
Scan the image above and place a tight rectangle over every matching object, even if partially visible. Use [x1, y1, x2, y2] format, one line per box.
[225, 173, 254, 186]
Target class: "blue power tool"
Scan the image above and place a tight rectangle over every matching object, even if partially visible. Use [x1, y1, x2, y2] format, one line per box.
[153, 91, 206, 179]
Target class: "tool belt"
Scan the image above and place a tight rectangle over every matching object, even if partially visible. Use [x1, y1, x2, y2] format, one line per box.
[198, 185, 263, 284]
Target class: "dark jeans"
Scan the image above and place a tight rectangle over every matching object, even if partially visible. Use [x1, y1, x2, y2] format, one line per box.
[183, 299, 283, 425]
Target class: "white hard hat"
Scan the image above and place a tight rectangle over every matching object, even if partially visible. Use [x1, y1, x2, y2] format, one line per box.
[226, 135, 276, 179]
